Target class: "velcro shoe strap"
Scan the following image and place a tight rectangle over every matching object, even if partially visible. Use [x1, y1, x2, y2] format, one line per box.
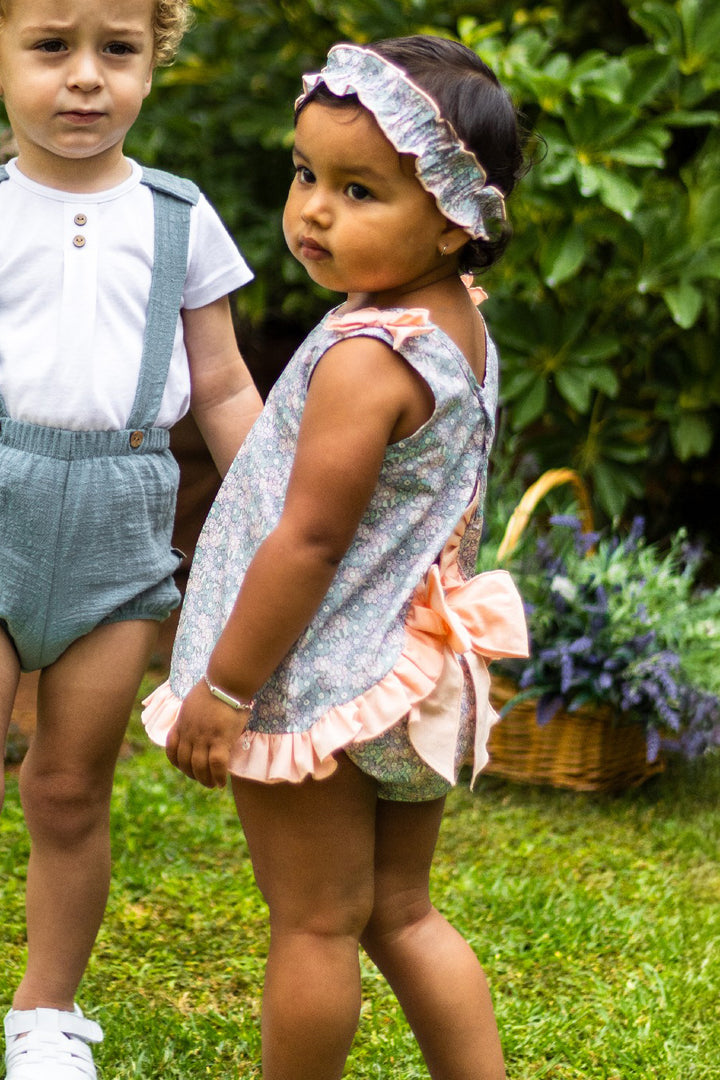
[4, 1008, 104, 1044]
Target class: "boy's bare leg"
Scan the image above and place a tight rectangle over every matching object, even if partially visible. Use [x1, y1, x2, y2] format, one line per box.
[0, 627, 21, 813]
[12, 619, 158, 1010]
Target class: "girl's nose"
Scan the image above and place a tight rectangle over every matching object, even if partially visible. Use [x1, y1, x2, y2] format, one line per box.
[300, 189, 331, 227]
[67, 50, 104, 92]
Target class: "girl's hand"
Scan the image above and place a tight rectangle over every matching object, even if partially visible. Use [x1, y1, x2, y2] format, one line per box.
[166, 679, 248, 789]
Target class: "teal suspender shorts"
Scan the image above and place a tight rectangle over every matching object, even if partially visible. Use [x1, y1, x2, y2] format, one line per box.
[0, 167, 199, 672]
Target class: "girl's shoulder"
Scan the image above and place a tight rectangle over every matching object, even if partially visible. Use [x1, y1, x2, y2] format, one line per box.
[323, 305, 435, 350]
[314, 304, 497, 409]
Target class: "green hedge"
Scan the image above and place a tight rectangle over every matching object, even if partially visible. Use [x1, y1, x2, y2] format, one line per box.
[4, 0, 718, 531]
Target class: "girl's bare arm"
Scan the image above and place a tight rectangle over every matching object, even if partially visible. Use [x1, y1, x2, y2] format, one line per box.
[168, 334, 433, 787]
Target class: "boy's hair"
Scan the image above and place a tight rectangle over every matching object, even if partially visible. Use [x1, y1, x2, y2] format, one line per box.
[153, 0, 194, 66]
[298, 35, 527, 272]
[0, 0, 193, 67]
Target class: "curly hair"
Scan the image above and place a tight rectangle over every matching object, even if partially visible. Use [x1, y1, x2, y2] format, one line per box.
[0, 0, 193, 66]
[151, 0, 194, 66]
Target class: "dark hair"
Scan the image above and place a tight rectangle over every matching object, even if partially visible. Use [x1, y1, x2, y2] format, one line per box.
[297, 35, 527, 272]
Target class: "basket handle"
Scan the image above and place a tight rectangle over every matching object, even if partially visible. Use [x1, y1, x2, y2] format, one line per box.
[496, 468, 594, 562]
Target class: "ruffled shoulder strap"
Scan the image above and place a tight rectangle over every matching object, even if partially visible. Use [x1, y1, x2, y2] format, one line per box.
[325, 307, 433, 349]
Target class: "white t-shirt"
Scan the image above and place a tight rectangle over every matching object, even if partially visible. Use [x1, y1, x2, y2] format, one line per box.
[0, 158, 253, 430]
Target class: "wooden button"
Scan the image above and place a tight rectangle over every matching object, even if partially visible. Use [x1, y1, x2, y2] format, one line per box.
[74, 213, 88, 226]
[129, 430, 144, 448]
[72, 235, 86, 248]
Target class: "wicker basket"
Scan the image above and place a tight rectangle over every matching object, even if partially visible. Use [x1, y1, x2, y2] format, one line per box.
[486, 678, 665, 792]
[485, 470, 664, 792]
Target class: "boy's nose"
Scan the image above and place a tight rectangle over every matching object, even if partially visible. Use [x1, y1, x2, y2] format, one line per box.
[67, 51, 104, 92]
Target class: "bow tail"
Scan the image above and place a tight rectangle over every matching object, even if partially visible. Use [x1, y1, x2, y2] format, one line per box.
[407, 649, 499, 787]
[404, 563, 528, 786]
[464, 652, 498, 786]
[408, 647, 465, 783]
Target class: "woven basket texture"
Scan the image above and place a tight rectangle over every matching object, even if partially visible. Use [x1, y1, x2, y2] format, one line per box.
[486, 677, 665, 792]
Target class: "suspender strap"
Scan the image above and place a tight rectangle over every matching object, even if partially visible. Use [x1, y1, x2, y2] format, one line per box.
[125, 168, 200, 430]
[0, 166, 8, 415]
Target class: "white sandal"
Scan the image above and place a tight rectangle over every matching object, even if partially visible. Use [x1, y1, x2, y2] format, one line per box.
[4, 1005, 103, 1080]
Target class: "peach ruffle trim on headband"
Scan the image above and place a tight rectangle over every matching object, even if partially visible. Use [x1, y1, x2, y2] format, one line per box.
[142, 531, 528, 788]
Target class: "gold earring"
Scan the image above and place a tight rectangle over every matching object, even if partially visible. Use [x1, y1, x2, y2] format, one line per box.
[440, 243, 448, 256]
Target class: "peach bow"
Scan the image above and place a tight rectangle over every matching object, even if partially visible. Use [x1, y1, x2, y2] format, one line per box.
[405, 566, 529, 784]
[461, 274, 488, 307]
[326, 307, 433, 348]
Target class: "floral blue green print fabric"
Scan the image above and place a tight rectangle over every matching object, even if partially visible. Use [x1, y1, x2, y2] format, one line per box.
[165, 307, 497, 748]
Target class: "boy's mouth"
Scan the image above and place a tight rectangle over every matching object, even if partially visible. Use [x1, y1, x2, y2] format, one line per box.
[60, 111, 105, 124]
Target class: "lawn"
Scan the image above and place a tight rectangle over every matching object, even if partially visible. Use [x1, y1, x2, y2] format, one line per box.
[2, 672, 719, 1079]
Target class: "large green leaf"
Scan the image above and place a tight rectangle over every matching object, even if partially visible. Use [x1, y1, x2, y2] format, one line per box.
[662, 281, 705, 328]
[509, 377, 549, 428]
[541, 225, 587, 286]
[671, 412, 716, 460]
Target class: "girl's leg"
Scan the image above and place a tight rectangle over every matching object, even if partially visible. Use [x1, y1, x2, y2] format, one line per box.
[0, 627, 21, 813]
[360, 797, 506, 1080]
[13, 619, 158, 1010]
[231, 754, 378, 1080]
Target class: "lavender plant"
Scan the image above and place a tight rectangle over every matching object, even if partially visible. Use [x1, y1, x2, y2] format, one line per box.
[497, 517, 720, 761]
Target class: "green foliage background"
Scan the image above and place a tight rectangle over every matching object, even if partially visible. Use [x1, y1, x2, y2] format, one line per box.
[128, 0, 719, 534]
[3, 0, 719, 534]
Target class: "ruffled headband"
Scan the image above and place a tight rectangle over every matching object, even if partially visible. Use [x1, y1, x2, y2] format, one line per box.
[298, 43, 507, 242]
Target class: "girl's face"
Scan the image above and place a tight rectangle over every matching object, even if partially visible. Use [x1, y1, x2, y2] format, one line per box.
[283, 101, 457, 303]
[0, 0, 155, 189]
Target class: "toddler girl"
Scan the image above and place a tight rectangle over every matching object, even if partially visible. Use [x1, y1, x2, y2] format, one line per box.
[0, 0, 261, 1077]
[144, 35, 528, 1080]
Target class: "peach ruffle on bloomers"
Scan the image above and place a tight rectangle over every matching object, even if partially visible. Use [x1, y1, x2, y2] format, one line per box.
[142, 507, 528, 787]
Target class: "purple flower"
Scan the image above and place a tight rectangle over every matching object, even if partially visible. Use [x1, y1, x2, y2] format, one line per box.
[493, 513, 720, 761]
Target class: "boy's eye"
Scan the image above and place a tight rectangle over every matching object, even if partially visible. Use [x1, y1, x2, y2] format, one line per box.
[347, 183, 371, 201]
[105, 42, 135, 55]
[36, 39, 66, 53]
[295, 165, 315, 185]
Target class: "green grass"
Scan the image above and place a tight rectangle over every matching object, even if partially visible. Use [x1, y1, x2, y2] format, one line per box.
[2, 673, 720, 1078]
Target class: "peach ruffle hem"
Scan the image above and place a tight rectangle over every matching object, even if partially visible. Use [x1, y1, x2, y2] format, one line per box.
[142, 509, 528, 787]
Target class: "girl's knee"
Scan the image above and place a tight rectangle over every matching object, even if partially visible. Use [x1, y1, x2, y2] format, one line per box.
[267, 881, 375, 943]
[362, 893, 434, 954]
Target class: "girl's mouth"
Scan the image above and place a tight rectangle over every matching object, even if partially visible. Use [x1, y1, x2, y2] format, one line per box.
[299, 236, 330, 260]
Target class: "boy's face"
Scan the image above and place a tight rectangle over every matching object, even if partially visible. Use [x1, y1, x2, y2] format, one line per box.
[0, 0, 155, 189]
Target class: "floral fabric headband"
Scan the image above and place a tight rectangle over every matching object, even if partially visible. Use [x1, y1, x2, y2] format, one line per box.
[298, 43, 507, 242]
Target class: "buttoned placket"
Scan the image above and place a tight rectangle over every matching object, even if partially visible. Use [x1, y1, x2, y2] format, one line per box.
[60, 203, 98, 366]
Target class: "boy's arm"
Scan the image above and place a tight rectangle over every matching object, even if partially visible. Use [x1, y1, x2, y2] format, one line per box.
[183, 295, 263, 477]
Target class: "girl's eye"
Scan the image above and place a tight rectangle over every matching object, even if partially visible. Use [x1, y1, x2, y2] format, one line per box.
[295, 165, 315, 185]
[347, 183, 371, 201]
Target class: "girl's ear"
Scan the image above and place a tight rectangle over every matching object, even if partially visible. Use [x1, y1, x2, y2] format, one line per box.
[437, 222, 471, 259]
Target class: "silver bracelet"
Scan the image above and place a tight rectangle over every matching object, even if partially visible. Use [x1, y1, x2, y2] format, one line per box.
[203, 674, 254, 712]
